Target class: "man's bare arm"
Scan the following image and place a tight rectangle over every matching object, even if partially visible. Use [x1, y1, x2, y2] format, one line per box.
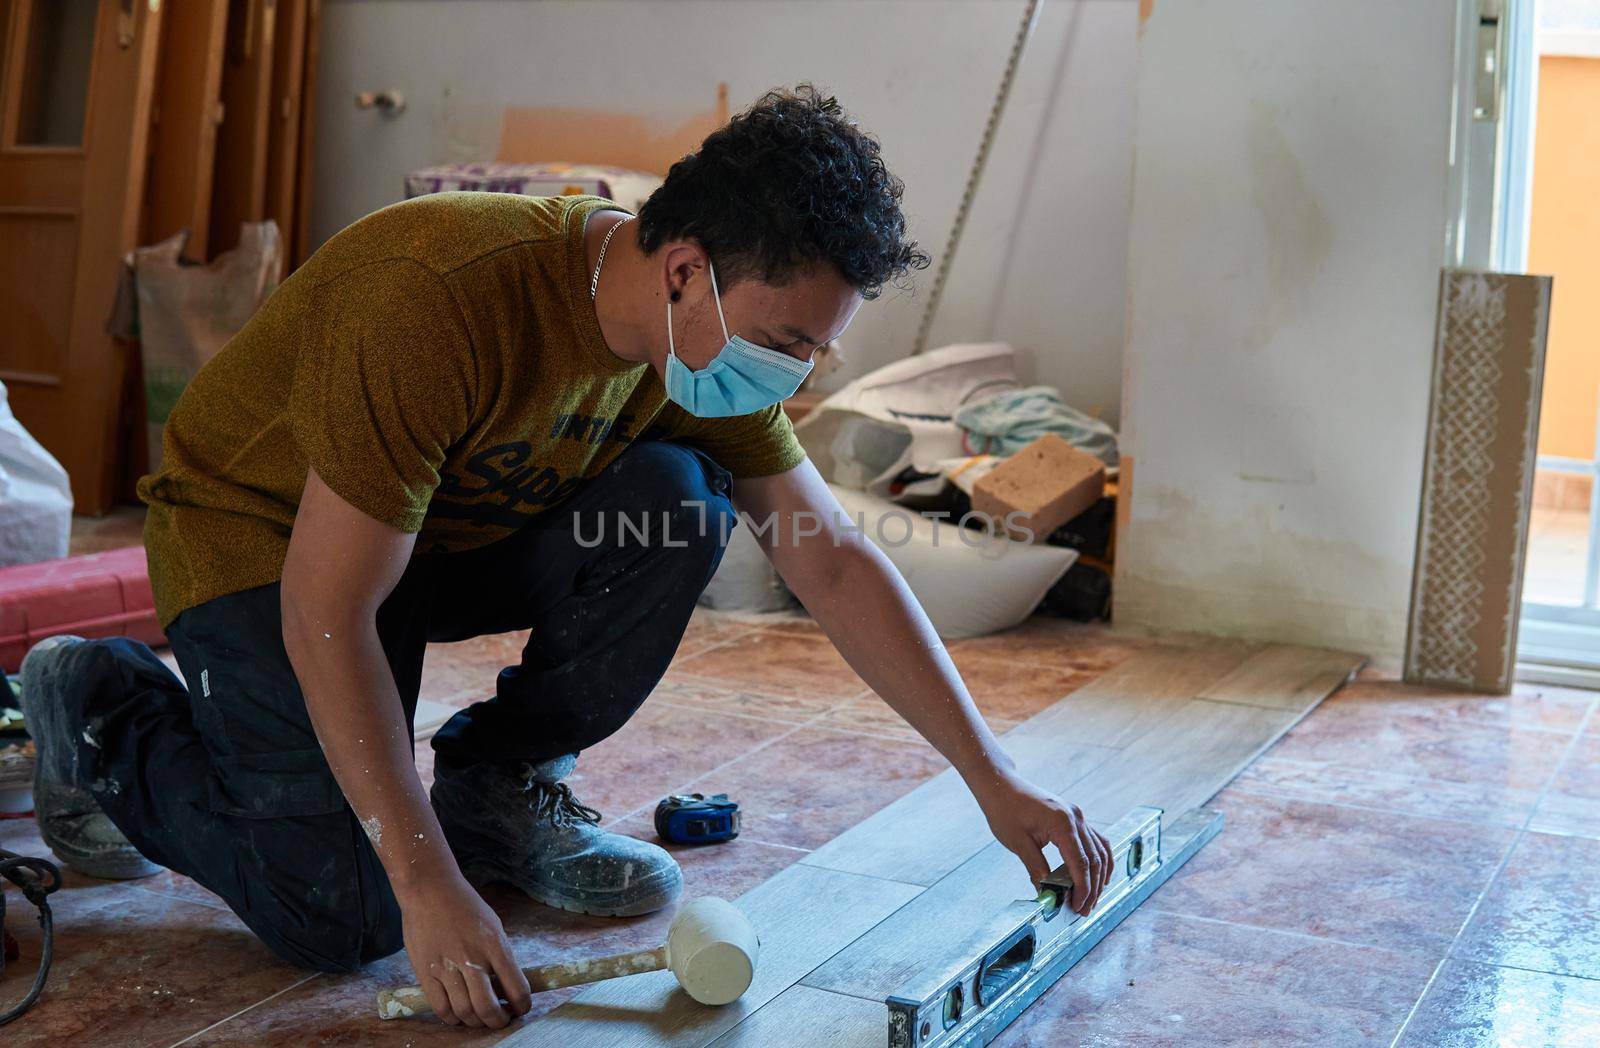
[281, 468, 529, 1028]
[732, 459, 1112, 914]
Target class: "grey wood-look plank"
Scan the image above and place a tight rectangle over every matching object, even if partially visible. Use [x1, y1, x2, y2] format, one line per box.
[1196, 645, 1365, 710]
[510, 641, 1357, 1045]
[801, 640, 1259, 888]
[708, 985, 885, 1048]
[1018, 639, 1263, 749]
[800, 736, 1115, 888]
[502, 864, 920, 1048]
[1071, 698, 1300, 823]
[801, 838, 1044, 1002]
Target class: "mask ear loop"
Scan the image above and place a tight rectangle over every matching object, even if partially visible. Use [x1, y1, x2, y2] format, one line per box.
[707, 259, 734, 344]
[666, 297, 678, 360]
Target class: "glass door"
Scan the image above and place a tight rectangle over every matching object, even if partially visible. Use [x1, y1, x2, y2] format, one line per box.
[1504, 0, 1600, 672]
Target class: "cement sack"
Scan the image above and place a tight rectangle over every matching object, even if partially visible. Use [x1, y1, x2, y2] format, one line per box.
[135, 222, 281, 471]
[0, 380, 72, 567]
[827, 484, 1075, 639]
[699, 521, 796, 613]
[795, 343, 1019, 502]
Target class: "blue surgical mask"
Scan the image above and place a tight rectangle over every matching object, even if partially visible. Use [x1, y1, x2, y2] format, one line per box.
[665, 260, 813, 418]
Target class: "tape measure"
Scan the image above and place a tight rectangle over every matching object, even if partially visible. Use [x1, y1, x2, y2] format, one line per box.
[654, 793, 740, 845]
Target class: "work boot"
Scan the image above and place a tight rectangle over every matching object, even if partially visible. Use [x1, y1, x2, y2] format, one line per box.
[18, 635, 161, 880]
[431, 754, 682, 917]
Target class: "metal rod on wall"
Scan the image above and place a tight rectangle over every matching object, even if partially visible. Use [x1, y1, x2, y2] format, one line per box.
[911, 0, 1045, 356]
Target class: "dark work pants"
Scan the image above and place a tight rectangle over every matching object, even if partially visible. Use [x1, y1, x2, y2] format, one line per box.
[59, 442, 734, 972]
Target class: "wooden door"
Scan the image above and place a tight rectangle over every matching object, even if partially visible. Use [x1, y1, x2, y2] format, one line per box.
[208, 0, 275, 258]
[262, 0, 304, 279]
[143, 0, 227, 255]
[0, 0, 162, 515]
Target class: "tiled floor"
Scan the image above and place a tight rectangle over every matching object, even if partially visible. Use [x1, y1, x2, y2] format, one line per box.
[1525, 503, 1591, 607]
[6, 545, 1600, 1044]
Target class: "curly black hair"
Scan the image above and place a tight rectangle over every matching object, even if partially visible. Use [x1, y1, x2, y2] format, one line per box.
[637, 85, 929, 300]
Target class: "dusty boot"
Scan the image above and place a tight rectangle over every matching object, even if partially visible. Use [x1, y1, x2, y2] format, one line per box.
[431, 754, 682, 917]
[18, 636, 161, 880]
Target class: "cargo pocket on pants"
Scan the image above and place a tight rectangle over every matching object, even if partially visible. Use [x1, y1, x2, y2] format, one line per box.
[206, 748, 349, 819]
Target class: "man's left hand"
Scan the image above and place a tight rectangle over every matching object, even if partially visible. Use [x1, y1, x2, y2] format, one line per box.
[973, 771, 1113, 916]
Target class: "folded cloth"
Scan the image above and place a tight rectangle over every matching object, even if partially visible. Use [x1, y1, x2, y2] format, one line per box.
[953, 386, 1119, 466]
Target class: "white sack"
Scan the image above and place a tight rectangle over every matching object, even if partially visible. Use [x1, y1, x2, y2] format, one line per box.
[700, 521, 796, 613]
[828, 484, 1074, 639]
[0, 380, 72, 567]
[794, 343, 1019, 501]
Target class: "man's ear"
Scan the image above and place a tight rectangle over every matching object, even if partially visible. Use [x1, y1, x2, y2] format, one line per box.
[661, 243, 708, 304]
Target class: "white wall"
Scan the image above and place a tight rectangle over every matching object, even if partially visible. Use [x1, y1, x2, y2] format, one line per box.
[311, 0, 1138, 420]
[1115, 0, 1459, 667]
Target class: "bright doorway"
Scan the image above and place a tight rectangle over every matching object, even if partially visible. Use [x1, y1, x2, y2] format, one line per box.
[1503, 1, 1600, 672]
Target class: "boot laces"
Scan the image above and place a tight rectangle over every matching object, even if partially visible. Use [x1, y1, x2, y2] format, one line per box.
[519, 767, 602, 828]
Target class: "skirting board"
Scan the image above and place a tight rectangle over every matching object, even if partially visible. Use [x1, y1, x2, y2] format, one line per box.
[500, 639, 1364, 1047]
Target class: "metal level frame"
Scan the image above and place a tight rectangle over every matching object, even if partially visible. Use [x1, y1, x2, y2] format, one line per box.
[885, 806, 1225, 1048]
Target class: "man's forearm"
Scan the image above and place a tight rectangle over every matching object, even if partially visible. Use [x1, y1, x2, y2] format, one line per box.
[283, 609, 459, 898]
[794, 543, 1015, 788]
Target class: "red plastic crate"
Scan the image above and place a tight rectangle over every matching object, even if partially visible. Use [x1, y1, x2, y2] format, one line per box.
[0, 546, 165, 674]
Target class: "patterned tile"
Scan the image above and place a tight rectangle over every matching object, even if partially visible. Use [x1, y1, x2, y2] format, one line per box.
[1397, 958, 1600, 1047]
[990, 909, 1433, 1048]
[1147, 789, 1512, 956]
[1456, 831, 1600, 981]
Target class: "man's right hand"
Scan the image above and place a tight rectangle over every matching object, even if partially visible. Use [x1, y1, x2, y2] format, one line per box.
[400, 875, 532, 1028]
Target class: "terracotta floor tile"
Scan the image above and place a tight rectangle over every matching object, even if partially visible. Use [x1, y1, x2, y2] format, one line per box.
[1232, 754, 1545, 828]
[609, 811, 803, 899]
[989, 909, 1433, 1048]
[650, 671, 847, 725]
[1531, 728, 1600, 840]
[419, 632, 527, 707]
[564, 700, 798, 824]
[1, 814, 222, 913]
[1258, 691, 1570, 814]
[1397, 957, 1600, 1047]
[677, 726, 948, 851]
[415, 610, 760, 711]
[945, 648, 1107, 721]
[669, 629, 869, 700]
[1332, 677, 1595, 736]
[811, 694, 1018, 741]
[184, 959, 522, 1048]
[1147, 789, 1513, 956]
[67, 506, 146, 556]
[1456, 831, 1600, 981]
[948, 618, 1152, 668]
[0, 876, 304, 1047]
[675, 605, 765, 657]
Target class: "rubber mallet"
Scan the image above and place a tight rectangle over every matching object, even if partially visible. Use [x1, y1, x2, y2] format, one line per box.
[376, 896, 760, 1020]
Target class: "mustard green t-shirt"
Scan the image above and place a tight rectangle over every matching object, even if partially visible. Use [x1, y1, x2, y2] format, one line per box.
[138, 193, 806, 627]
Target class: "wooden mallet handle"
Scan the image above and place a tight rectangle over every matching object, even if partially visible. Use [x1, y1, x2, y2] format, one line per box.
[377, 945, 670, 1020]
[376, 897, 758, 1020]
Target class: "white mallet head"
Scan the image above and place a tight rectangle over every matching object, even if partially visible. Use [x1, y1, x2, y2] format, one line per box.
[665, 896, 760, 1006]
